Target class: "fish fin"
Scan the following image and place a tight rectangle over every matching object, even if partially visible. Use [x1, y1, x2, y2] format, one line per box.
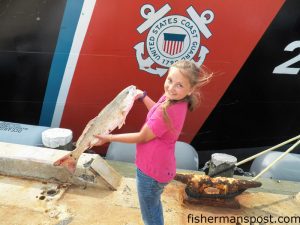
[53, 152, 78, 173]
[118, 120, 125, 129]
[117, 112, 127, 129]
[76, 117, 96, 147]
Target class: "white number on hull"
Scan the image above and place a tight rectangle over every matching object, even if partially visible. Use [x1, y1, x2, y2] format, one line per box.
[273, 40, 300, 75]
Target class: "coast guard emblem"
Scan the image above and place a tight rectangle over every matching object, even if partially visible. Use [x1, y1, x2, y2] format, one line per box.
[134, 4, 214, 77]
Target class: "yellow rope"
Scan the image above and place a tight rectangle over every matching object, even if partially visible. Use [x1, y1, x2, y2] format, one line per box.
[251, 138, 300, 181]
[236, 134, 300, 166]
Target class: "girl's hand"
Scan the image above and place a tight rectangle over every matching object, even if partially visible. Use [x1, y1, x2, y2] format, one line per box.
[134, 89, 144, 101]
[89, 134, 111, 148]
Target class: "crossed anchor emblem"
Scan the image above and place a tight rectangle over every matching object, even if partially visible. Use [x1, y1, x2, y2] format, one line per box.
[134, 4, 214, 77]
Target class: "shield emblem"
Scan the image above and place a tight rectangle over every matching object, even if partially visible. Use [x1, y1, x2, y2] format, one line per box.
[163, 33, 186, 56]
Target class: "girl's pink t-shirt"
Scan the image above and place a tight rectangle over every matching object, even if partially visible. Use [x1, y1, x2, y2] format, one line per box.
[135, 95, 188, 183]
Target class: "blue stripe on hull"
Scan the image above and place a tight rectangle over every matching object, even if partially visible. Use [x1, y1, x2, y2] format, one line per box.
[39, 0, 84, 126]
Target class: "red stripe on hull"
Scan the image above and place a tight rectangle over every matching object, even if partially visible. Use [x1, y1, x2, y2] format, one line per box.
[60, 0, 285, 146]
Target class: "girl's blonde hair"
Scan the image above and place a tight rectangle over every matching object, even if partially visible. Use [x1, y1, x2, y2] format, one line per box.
[162, 60, 213, 125]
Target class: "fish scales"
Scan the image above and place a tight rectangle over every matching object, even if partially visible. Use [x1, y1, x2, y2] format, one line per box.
[53, 85, 137, 173]
[76, 99, 127, 148]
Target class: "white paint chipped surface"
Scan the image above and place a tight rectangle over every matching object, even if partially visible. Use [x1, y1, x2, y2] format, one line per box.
[0, 142, 300, 224]
[211, 153, 237, 166]
[0, 142, 116, 188]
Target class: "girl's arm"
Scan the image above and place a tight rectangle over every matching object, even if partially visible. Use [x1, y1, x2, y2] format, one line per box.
[136, 89, 155, 110]
[90, 124, 156, 147]
[141, 95, 156, 111]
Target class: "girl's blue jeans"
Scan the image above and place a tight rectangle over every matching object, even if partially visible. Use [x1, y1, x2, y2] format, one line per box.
[136, 168, 168, 225]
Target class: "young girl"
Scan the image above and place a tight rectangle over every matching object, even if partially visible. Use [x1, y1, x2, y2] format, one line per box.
[90, 60, 212, 225]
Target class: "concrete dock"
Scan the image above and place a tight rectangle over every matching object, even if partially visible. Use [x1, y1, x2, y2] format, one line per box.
[0, 142, 299, 225]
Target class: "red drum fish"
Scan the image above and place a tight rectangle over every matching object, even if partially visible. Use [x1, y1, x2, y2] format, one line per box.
[53, 85, 137, 173]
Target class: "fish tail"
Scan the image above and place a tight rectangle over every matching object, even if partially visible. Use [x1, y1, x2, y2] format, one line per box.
[53, 152, 78, 173]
